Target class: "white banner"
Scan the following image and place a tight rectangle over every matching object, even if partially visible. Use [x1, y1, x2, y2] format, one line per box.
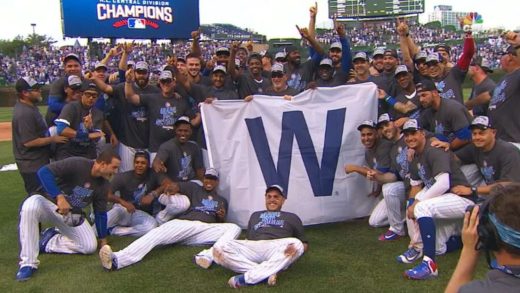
[201, 84, 380, 227]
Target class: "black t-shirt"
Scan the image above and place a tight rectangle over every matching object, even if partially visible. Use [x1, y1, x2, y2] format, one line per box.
[45, 157, 109, 213]
[113, 82, 160, 148]
[410, 144, 469, 189]
[455, 139, 520, 185]
[139, 93, 194, 152]
[459, 267, 520, 293]
[176, 182, 228, 223]
[237, 73, 272, 98]
[155, 138, 203, 182]
[189, 83, 239, 102]
[389, 90, 422, 120]
[110, 170, 161, 214]
[488, 69, 520, 142]
[55, 101, 104, 160]
[12, 101, 50, 173]
[246, 210, 307, 242]
[263, 86, 299, 97]
[286, 59, 319, 93]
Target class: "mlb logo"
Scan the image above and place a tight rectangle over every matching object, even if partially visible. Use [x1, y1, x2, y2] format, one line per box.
[128, 18, 146, 29]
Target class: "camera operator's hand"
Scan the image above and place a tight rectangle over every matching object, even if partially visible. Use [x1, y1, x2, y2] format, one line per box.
[462, 205, 480, 249]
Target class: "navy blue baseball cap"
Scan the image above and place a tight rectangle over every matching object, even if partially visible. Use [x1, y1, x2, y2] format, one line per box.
[266, 184, 285, 198]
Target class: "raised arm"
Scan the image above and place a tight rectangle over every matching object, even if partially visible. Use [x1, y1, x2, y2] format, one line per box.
[308, 2, 318, 40]
[124, 69, 141, 105]
[456, 29, 475, 71]
[191, 29, 202, 58]
[101, 44, 122, 66]
[297, 25, 325, 57]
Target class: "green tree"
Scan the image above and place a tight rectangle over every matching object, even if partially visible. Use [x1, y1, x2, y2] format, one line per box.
[424, 21, 442, 29]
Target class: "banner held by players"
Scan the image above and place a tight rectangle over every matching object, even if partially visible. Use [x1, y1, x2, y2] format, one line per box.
[202, 84, 380, 227]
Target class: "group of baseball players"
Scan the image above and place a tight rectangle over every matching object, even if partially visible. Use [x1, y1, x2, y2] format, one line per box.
[11, 4, 520, 290]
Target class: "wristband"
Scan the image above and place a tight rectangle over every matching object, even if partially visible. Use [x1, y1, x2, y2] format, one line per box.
[150, 191, 159, 198]
[471, 186, 478, 198]
[407, 198, 415, 207]
[384, 95, 397, 107]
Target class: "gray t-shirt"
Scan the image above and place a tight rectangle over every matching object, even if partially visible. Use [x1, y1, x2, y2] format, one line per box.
[139, 93, 193, 152]
[45, 157, 109, 213]
[410, 144, 469, 189]
[389, 136, 411, 190]
[156, 138, 203, 182]
[469, 76, 496, 116]
[176, 182, 228, 223]
[488, 69, 520, 142]
[113, 82, 160, 148]
[45, 76, 66, 125]
[434, 65, 467, 104]
[365, 138, 393, 172]
[246, 210, 307, 242]
[459, 267, 520, 293]
[264, 86, 299, 97]
[420, 98, 471, 142]
[110, 170, 161, 214]
[455, 139, 520, 184]
[55, 101, 104, 160]
[12, 101, 50, 173]
[286, 59, 320, 93]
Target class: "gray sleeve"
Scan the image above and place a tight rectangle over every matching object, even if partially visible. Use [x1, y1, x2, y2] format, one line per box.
[15, 111, 43, 144]
[429, 147, 451, 176]
[498, 145, 520, 182]
[455, 144, 476, 164]
[289, 213, 307, 243]
[191, 143, 204, 169]
[449, 105, 471, 132]
[49, 78, 65, 98]
[55, 103, 76, 126]
[110, 173, 125, 194]
[155, 141, 171, 162]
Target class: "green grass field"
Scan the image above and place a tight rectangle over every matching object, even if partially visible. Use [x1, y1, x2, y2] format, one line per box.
[0, 141, 489, 292]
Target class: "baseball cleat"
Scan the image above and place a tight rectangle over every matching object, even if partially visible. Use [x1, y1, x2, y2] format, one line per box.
[267, 274, 277, 286]
[228, 274, 247, 288]
[404, 257, 438, 280]
[99, 244, 117, 271]
[397, 247, 423, 264]
[378, 230, 403, 241]
[16, 266, 37, 281]
[39, 227, 59, 253]
[193, 255, 212, 269]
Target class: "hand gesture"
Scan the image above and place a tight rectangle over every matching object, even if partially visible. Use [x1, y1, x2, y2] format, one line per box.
[108, 72, 119, 84]
[191, 29, 201, 40]
[503, 31, 520, 46]
[309, 2, 318, 18]
[245, 38, 254, 52]
[123, 42, 134, 54]
[125, 69, 135, 82]
[231, 41, 243, 53]
[366, 169, 377, 181]
[83, 113, 93, 129]
[344, 164, 357, 174]
[140, 194, 155, 206]
[108, 45, 122, 57]
[296, 25, 310, 40]
[88, 131, 105, 141]
[167, 54, 177, 67]
[451, 185, 472, 196]
[51, 135, 68, 144]
[430, 139, 450, 152]
[396, 18, 409, 37]
[216, 207, 226, 220]
[284, 243, 298, 257]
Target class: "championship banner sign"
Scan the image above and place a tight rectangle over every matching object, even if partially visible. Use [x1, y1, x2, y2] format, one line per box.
[61, 0, 199, 39]
[201, 84, 380, 227]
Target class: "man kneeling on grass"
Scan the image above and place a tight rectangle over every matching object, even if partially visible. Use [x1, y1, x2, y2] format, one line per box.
[195, 184, 308, 288]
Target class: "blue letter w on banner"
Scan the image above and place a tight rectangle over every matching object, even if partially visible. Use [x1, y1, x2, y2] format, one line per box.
[245, 108, 346, 197]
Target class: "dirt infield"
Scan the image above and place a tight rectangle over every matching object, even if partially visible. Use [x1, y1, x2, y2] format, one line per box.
[0, 122, 12, 141]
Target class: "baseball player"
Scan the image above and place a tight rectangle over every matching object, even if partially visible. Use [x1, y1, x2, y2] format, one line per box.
[16, 148, 121, 281]
[54, 82, 106, 160]
[89, 60, 159, 172]
[98, 168, 241, 271]
[345, 120, 393, 228]
[12, 77, 67, 194]
[206, 185, 308, 288]
[453, 116, 520, 198]
[152, 116, 202, 224]
[105, 150, 166, 237]
[399, 119, 473, 280]
[125, 69, 194, 161]
[370, 114, 409, 241]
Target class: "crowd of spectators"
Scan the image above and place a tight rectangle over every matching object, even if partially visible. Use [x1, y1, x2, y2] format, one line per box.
[0, 21, 509, 85]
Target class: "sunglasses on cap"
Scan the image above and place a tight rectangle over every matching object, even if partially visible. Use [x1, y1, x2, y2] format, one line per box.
[159, 78, 174, 84]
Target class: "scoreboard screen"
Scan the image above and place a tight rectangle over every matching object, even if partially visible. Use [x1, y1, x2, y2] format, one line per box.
[329, 0, 424, 18]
